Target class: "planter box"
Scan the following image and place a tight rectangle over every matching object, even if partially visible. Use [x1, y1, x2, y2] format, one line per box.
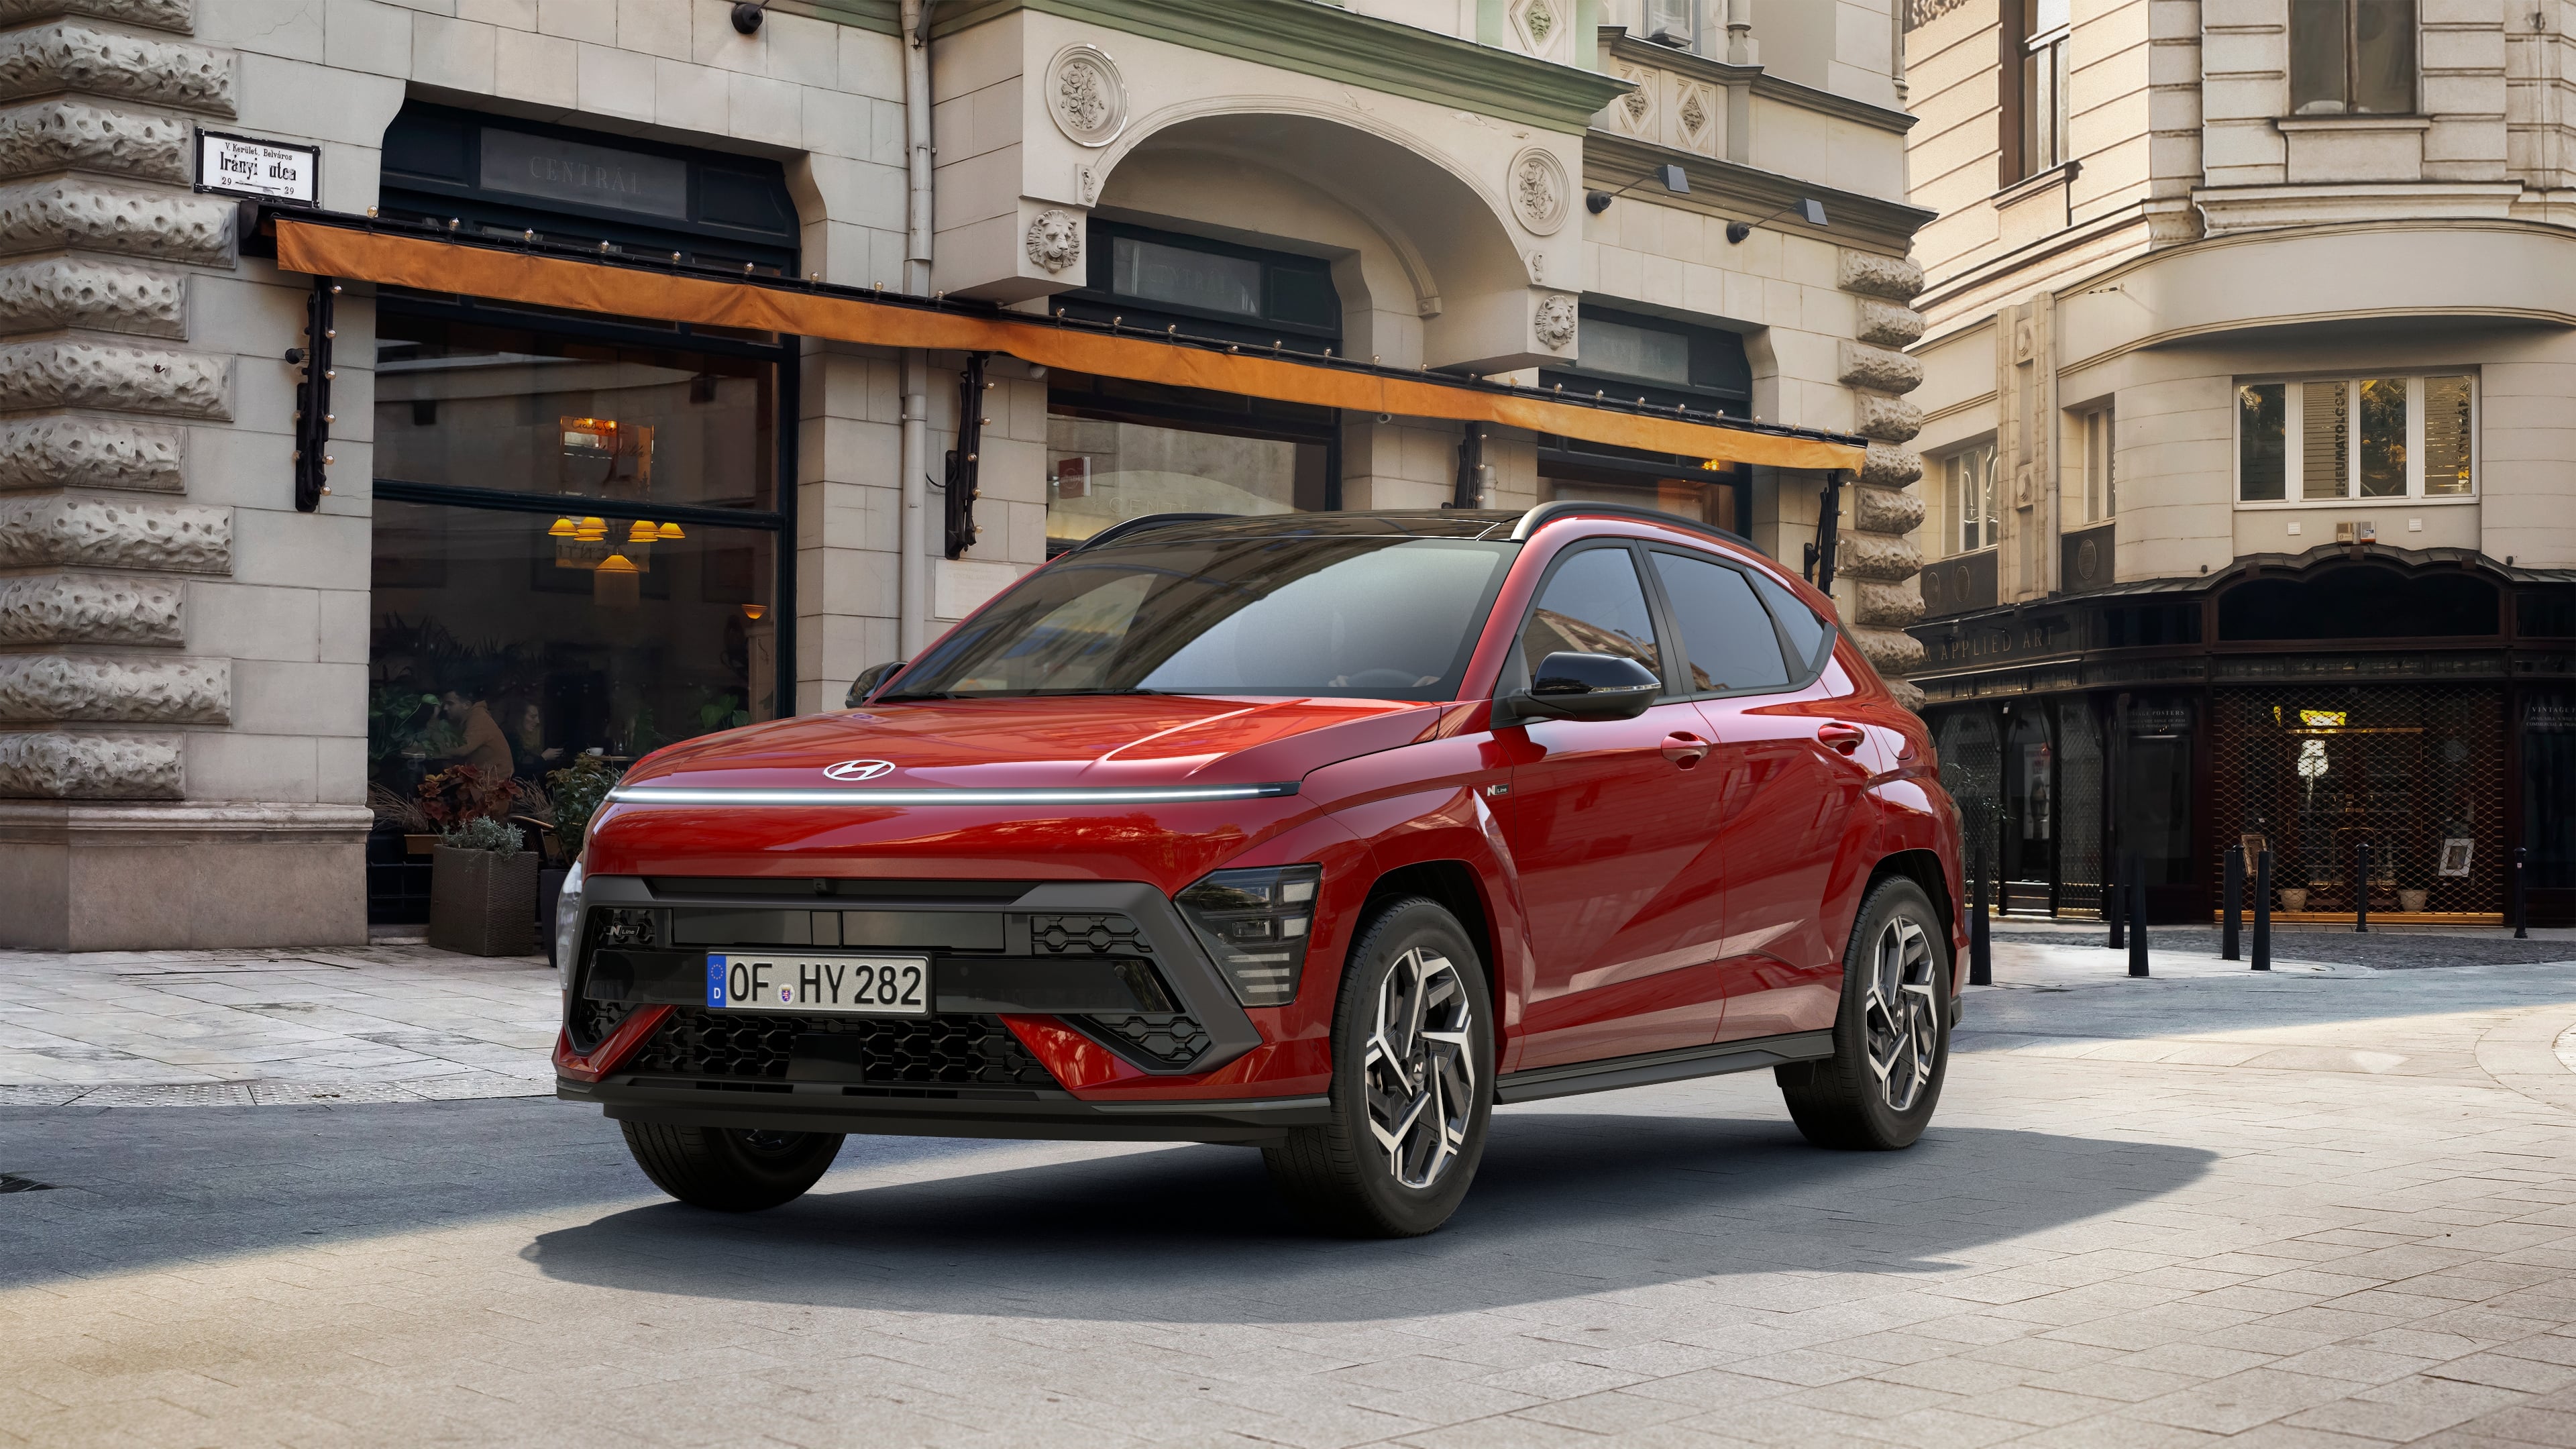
[429, 845, 539, 957]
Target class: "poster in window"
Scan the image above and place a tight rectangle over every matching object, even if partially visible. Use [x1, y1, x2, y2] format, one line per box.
[1055, 457, 1091, 500]
[2438, 837, 2475, 877]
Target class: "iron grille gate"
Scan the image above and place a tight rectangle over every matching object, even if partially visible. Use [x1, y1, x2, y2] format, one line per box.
[1935, 710, 2002, 896]
[2209, 684, 2506, 920]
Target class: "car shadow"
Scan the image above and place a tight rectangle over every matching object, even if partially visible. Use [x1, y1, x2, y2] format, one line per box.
[523, 1110, 2214, 1325]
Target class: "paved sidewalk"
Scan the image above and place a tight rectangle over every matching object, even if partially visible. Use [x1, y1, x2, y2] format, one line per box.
[0, 945, 557, 1106]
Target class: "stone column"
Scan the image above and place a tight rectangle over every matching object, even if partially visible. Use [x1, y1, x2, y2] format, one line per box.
[0, 3, 367, 949]
[1833, 249, 1931, 710]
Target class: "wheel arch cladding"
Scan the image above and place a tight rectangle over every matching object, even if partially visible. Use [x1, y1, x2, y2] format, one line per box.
[1362, 861, 1498, 1006]
[1867, 849, 1955, 983]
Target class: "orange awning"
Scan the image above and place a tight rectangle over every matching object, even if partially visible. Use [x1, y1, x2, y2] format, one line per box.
[273, 218, 1863, 473]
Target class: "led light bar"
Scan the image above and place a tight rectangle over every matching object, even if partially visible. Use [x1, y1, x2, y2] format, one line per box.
[606, 782, 1301, 807]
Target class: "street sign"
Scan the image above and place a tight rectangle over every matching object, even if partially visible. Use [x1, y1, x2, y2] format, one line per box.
[196, 129, 318, 205]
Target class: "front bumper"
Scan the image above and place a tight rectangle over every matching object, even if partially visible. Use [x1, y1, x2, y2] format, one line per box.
[561, 1075, 1328, 1143]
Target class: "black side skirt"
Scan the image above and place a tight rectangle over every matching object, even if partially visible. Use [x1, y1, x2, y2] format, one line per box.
[1494, 1030, 1837, 1105]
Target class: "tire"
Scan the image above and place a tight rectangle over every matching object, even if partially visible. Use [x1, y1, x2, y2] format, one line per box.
[1263, 896, 1495, 1238]
[619, 1122, 845, 1212]
[1776, 875, 1951, 1150]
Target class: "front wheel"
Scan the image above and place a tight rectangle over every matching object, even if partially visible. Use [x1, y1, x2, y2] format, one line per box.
[620, 1122, 845, 1212]
[1776, 875, 1951, 1150]
[1263, 896, 1495, 1238]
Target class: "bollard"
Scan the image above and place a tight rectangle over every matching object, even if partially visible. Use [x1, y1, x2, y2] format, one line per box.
[2253, 848, 2272, 971]
[1968, 839, 1993, 987]
[2355, 841, 2371, 933]
[2107, 852, 2127, 951]
[2222, 844, 2243, 962]
[2516, 845, 2529, 941]
[2128, 857, 2150, 977]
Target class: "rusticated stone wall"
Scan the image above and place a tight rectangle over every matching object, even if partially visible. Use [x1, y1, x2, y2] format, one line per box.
[0, 0, 229, 801]
[1833, 249, 1930, 706]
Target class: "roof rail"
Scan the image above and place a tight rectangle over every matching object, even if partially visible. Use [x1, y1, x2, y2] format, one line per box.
[1062, 513, 1234, 555]
[1507, 500, 1758, 552]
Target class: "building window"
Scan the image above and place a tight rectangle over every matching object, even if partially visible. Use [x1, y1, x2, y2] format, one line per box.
[1535, 305, 1756, 533]
[2015, 0, 2072, 179]
[1065, 221, 1340, 354]
[2235, 374, 2473, 503]
[2078, 407, 2115, 521]
[1944, 442, 2000, 555]
[2290, 0, 2415, 116]
[1643, 0, 1697, 48]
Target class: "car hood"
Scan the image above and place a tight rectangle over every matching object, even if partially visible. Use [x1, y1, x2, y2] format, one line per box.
[616, 694, 1446, 794]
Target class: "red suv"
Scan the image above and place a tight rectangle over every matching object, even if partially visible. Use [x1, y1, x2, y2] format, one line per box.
[555, 505, 1962, 1236]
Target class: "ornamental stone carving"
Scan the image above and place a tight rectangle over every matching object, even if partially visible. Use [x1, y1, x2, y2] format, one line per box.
[0, 494, 229, 571]
[0, 100, 190, 184]
[1847, 625, 1928, 676]
[1046, 44, 1126, 148]
[1836, 249, 1926, 303]
[1509, 147, 1569, 235]
[0, 572, 181, 645]
[1534, 294, 1577, 350]
[0, 177, 230, 263]
[1833, 532, 1927, 583]
[1837, 339, 1925, 396]
[0, 730, 180, 798]
[0, 0, 193, 32]
[0, 256, 184, 337]
[1854, 579, 1927, 629]
[1025, 207, 1081, 274]
[0, 24, 233, 115]
[0, 339, 227, 417]
[1512, 0, 1559, 53]
[0, 416, 184, 492]
[0, 653, 227, 723]
[1852, 392, 1924, 444]
[1852, 484, 1926, 535]
[1855, 297, 1925, 349]
[1860, 441, 1923, 489]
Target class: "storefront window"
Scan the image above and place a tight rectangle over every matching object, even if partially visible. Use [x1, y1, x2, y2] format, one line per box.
[368, 307, 786, 810]
[2238, 374, 2473, 502]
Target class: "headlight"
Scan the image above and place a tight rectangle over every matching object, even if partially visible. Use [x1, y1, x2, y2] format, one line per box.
[551, 861, 586, 985]
[1175, 864, 1322, 1007]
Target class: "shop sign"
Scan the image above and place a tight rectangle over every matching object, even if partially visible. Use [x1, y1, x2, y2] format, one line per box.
[480, 127, 686, 220]
[196, 129, 319, 204]
[2528, 698, 2576, 733]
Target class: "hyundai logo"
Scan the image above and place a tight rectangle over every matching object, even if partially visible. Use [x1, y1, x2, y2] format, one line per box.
[822, 759, 896, 782]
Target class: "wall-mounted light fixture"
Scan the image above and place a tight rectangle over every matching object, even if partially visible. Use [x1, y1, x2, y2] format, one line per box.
[1726, 198, 1828, 244]
[731, 1, 765, 34]
[1586, 163, 1690, 215]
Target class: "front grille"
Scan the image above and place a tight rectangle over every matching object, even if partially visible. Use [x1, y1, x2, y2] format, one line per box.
[569, 996, 627, 1053]
[1081, 1012, 1212, 1071]
[629, 1008, 1059, 1089]
[1030, 912, 1152, 955]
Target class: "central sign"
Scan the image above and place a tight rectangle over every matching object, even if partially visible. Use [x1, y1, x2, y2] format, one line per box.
[478, 127, 688, 220]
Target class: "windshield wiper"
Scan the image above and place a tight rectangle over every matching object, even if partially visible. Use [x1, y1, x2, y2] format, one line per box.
[875, 690, 958, 701]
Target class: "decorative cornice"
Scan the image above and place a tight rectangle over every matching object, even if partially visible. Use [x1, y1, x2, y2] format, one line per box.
[939, 0, 1633, 134]
[1599, 30, 1917, 136]
[1582, 131, 1933, 256]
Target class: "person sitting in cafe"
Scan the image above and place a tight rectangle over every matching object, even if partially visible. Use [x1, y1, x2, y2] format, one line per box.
[500, 694, 564, 782]
[438, 688, 516, 780]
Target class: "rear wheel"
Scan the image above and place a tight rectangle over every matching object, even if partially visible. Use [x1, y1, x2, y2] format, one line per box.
[1776, 875, 1949, 1150]
[619, 1122, 845, 1212]
[1263, 897, 1494, 1238]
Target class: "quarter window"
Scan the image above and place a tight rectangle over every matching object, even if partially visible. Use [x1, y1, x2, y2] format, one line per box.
[2235, 374, 2474, 503]
[1650, 551, 1790, 694]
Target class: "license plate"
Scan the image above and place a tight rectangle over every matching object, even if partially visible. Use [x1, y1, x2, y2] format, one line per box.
[705, 953, 931, 1016]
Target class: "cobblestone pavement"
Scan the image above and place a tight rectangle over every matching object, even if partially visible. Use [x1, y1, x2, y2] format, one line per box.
[14, 953, 2576, 1446]
[0, 947, 557, 1106]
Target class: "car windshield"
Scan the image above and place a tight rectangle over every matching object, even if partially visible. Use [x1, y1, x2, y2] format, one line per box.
[887, 535, 1519, 701]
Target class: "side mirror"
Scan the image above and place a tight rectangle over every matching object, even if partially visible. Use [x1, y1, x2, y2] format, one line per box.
[1509, 651, 1661, 722]
[846, 660, 904, 708]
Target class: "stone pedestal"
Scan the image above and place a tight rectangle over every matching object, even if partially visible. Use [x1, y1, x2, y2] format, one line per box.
[0, 802, 370, 950]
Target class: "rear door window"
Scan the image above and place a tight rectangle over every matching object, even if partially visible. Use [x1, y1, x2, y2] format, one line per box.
[1650, 550, 1791, 695]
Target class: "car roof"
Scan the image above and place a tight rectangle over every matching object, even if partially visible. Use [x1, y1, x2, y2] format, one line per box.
[1066, 503, 1757, 554]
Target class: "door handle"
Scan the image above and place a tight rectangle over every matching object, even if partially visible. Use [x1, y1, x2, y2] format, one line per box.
[1817, 722, 1867, 756]
[1662, 731, 1710, 768]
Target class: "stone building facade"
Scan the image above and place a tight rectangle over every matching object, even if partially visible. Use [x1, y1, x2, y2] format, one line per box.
[1900, 0, 2576, 925]
[0, 0, 1930, 949]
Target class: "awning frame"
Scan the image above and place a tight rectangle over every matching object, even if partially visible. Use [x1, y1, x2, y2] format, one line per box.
[244, 202, 1867, 478]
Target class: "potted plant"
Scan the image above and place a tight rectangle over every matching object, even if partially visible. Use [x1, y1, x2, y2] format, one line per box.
[2279, 886, 2310, 912]
[545, 754, 623, 858]
[2398, 887, 2429, 913]
[428, 814, 539, 956]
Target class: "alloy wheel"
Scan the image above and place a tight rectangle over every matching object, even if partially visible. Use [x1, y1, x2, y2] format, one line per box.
[1863, 913, 1941, 1112]
[1362, 945, 1476, 1190]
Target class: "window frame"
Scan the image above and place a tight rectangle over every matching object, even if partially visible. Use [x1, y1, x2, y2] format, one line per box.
[1504, 540, 1684, 702]
[2288, 0, 2418, 118]
[2004, 0, 2074, 182]
[1640, 544, 1814, 702]
[2231, 371, 2478, 508]
[1940, 440, 2002, 557]
[2076, 405, 2115, 523]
